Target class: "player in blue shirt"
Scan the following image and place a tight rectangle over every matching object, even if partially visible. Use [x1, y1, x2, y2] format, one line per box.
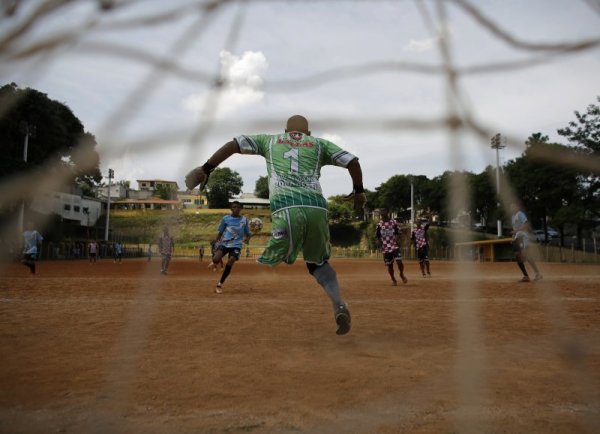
[510, 202, 542, 282]
[209, 201, 251, 293]
[22, 221, 43, 275]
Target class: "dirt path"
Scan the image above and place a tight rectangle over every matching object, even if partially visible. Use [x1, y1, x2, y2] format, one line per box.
[1, 259, 599, 433]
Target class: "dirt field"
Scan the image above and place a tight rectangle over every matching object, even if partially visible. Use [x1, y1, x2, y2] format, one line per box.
[1, 258, 599, 433]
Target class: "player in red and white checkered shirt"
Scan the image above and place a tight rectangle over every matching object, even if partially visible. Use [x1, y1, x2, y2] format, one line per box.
[412, 219, 431, 277]
[375, 207, 407, 285]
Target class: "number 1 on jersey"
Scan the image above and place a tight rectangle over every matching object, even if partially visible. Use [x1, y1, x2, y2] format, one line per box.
[283, 148, 299, 173]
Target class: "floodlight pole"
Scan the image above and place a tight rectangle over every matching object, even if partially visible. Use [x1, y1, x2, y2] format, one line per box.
[104, 168, 114, 241]
[410, 182, 414, 228]
[491, 133, 505, 238]
[18, 123, 35, 235]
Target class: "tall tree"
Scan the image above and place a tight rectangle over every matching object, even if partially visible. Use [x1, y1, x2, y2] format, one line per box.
[557, 97, 600, 244]
[0, 82, 102, 186]
[505, 133, 579, 243]
[155, 184, 176, 200]
[327, 195, 354, 223]
[471, 167, 497, 227]
[254, 175, 269, 199]
[205, 167, 243, 208]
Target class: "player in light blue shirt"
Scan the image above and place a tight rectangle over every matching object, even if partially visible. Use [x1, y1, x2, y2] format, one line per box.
[22, 221, 43, 274]
[510, 202, 542, 282]
[209, 201, 251, 293]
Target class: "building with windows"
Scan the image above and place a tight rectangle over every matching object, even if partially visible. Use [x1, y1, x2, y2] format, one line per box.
[137, 179, 179, 192]
[178, 189, 208, 209]
[29, 190, 105, 227]
[97, 184, 128, 200]
[229, 192, 270, 209]
[111, 197, 179, 210]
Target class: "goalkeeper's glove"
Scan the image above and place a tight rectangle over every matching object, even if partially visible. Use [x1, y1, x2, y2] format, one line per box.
[345, 185, 367, 210]
[185, 162, 215, 191]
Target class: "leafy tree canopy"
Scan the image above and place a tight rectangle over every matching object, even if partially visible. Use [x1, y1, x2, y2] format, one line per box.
[254, 175, 269, 199]
[205, 167, 243, 208]
[0, 82, 102, 188]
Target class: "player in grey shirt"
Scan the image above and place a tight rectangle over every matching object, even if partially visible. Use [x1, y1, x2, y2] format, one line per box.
[510, 202, 542, 282]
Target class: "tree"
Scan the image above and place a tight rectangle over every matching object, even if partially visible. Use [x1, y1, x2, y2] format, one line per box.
[205, 167, 243, 208]
[0, 82, 102, 187]
[505, 133, 579, 244]
[372, 174, 412, 213]
[155, 184, 176, 200]
[254, 175, 269, 199]
[557, 97, 600, 245]
[471, 166, 498, 228]
[327, 195, 354, 223]
[557, 96, 600, 154]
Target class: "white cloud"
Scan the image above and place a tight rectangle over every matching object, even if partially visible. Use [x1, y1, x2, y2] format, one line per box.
[183, 50, 268, 118]
[403, 37, 436, 52]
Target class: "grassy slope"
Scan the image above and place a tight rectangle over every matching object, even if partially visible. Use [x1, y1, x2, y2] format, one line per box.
[108, 209, 272, 246]
[109, 209, 494, 250]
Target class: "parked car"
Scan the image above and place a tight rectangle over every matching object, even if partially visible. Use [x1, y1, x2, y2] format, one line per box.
[472, 223, 486, 232]
[533, 228, 559, 243]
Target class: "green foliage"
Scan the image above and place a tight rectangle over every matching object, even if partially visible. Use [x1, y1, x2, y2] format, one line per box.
[557, 96, 599, 230]
[254, 175, 269, 199]
[155, 184, 176, 200]
[327, 195, 354, 223]
[505, 134, 579, 231]
[107, 209, 272, 244]
[0, 83, 102, 187]
[206, 167, 243, 208]
[558, 96, 600, 154]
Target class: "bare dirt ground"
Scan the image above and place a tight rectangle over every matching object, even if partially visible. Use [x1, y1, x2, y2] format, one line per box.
[0, 258, 599, 434]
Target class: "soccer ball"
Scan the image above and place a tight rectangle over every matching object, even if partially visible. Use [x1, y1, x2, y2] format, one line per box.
[249, 217, 263, 233]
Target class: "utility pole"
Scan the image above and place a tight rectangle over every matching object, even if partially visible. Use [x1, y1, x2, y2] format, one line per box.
[410, 182, 414, 229]
[104, 168, 114, 241]
[490, 133, 505, 238]
[18, 122, 36, 234]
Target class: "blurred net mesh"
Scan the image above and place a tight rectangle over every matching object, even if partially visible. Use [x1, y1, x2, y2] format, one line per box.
[1, 0, 600, 432]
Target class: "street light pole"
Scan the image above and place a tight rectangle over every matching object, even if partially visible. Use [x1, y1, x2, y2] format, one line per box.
[18, 123, 35, 234]
[490, 133, 506, 238]
[410, 182, 414, 229]
[104, 168, 114, 241]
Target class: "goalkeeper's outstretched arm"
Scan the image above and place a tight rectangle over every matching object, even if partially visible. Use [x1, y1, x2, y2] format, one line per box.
[185, 140, 241, 191]
[347, 158, 366, 210]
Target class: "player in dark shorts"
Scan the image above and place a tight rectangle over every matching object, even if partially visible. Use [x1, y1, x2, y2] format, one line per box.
[22, 221, 43, 275]
[412, 219, 431, 277]
[209, 201, 251, 293]
[510, 202, 542, 282]
[375, 207, 407, 285]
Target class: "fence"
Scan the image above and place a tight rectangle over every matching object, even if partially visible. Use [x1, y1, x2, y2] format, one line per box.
[7, 241, 593, 264]
[40, 242, 145, 261]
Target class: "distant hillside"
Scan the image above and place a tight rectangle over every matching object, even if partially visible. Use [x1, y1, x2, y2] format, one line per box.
[108, 209, 272, 246]
[107, 209, 493, 250]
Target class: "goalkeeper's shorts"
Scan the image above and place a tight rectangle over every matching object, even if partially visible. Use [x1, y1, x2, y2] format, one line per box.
[258, 207, 330, 266]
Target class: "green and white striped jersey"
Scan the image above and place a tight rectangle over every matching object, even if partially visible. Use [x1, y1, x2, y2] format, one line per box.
[236, 132, 357, 212]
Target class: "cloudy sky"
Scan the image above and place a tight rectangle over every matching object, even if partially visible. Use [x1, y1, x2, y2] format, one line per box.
[2, 0, 599, 198]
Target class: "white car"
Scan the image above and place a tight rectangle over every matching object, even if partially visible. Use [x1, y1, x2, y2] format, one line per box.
[533, 228, 559, 243]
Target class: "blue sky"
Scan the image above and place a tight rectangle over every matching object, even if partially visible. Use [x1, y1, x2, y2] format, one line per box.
[2, 0, 599, 197]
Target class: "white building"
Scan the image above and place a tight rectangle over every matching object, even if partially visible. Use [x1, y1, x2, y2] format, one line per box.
[97, 184, 127, 199]
[30, 191, 105, 227]
[229, 192, 270, 209]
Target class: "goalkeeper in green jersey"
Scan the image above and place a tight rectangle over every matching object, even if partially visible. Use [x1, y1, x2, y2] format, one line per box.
[185, 115, 365, 335]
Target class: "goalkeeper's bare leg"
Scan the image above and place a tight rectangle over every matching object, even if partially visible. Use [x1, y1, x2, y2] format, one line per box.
[307, 262, 351, 335]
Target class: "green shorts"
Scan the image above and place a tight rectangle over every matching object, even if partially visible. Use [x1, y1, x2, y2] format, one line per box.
[258, 207, 330, 266]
